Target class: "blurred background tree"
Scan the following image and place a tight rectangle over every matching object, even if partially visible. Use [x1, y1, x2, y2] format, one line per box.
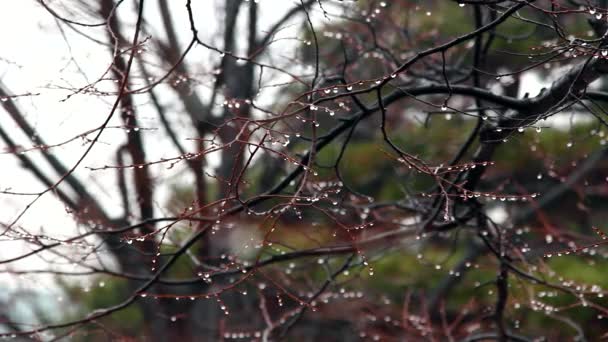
[2, 0, 608, 341]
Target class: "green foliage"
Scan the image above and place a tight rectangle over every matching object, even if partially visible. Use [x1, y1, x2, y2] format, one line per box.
[494, 119, 599, 171]
[416, 2, 474, 38]
[69, 279, 144, 335]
